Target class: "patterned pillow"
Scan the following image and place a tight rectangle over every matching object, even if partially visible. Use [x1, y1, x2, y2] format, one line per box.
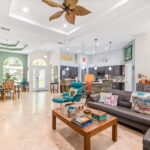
[99, 92, 112, 103]
[130, 91, 150, 101]
[69, 88, 78, 97]
[131, 94, 150, 114]
[130, 91, 145, 102]
[104, 95, 118, 106]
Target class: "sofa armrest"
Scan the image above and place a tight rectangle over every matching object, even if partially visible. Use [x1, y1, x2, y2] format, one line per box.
[143, 129, 150, 150]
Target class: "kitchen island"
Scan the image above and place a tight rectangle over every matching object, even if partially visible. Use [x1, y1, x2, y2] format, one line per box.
[82, 80, 113, 94]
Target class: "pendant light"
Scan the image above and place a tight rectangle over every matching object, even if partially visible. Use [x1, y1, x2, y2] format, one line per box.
[94, 65, 97, 70]
[109, 41, 112, 71]
[94, 38, 98, 70]
[63, 26, 70, 71]
[81, 42, 87, 70]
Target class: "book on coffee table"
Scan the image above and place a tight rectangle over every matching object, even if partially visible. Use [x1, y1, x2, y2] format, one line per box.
[71, 116, 93, 128]
[91, 110, 107, 121]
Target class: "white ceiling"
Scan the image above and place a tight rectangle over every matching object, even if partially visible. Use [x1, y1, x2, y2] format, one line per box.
[0, 0, 150, 54]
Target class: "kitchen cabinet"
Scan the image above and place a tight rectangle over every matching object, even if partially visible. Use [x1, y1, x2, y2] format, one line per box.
[136, 83, 150, 92]
[89, 65, 124, 78]
[112, 82, 125, 90]
[112, 65, 124, 76]
[60, 66, 78, 79]
[89, 67, 97, 76]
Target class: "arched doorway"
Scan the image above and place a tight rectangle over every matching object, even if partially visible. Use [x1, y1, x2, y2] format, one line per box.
[31, 59, 48, 91]
[3, 57, 23, 82]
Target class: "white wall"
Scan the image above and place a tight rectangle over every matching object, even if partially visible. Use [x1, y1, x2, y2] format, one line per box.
[28, 49, 61, 91]
[89, 50, 124, 67]
[28, 51, 50, 91]
[135, 34, 150, 83]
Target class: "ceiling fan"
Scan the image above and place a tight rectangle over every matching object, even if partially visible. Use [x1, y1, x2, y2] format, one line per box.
[42, 0, 91, 24]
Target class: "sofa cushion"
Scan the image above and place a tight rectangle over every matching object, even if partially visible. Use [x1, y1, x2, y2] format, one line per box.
[143, 128, 150, 149]
[103, 88, 132, 108]
[87, 101, 150, 126]
[90, 94, 100, 102]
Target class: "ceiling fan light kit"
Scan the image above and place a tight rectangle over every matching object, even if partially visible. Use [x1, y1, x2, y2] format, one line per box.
[42, 0, 91, 24]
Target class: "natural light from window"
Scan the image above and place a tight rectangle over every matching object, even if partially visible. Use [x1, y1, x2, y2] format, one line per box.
[3, 57, 23, 82]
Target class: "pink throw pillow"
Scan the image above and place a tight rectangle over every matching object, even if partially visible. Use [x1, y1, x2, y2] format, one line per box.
[104, 95, 118, 106]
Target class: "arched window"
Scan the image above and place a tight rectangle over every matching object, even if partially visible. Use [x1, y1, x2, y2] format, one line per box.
[32, 59, 47, 66]
[3, 57, 23, 82]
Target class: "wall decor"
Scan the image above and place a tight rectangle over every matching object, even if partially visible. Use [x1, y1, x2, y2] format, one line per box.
[60, 55, 73, 61]
[125, 45, 132, 62]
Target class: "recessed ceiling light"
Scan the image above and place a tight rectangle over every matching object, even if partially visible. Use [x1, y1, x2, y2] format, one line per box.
[66, 47, 70, 50]
[105, 47, 108, 50]
[96, 43, 99, 46]
[63, 23, 68, 28]
[44, 55, 48, 59]
[22, 7, 29, 13]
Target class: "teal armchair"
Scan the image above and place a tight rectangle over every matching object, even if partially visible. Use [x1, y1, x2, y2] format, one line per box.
[52, 82, 83, 106]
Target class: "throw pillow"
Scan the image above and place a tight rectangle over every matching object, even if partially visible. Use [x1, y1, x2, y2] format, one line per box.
[130, 91, 145, 102]
[131, 94, 150, 114]
[99, 92, 112, 103]
[130, 91, 150, 102]
[69, 88, 78, 97]
[91, 94, 100, 102]
[104, 95, 118, 106]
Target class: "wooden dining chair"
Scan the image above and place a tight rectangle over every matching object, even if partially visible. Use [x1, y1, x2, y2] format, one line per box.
[2, 82, 15, 101]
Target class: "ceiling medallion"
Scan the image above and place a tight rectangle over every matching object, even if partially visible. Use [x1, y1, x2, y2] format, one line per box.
[42, 0, 91, 24]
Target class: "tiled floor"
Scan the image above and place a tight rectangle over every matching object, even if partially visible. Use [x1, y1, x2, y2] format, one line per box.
[0, 92, 143, 150]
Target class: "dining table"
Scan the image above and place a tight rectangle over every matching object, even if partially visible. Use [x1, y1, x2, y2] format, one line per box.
[0, 84, 21, 101]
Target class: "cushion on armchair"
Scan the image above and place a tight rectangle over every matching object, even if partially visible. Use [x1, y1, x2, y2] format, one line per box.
[63, 92, 69, 97]
[69, 88, 78, 97]
[63, 96, 74, 101]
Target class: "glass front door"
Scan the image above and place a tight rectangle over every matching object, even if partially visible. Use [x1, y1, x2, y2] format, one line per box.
[32, 67, 48, 91]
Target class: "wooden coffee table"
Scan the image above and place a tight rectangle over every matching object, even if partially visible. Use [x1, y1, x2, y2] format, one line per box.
[52, 107, 117, 150]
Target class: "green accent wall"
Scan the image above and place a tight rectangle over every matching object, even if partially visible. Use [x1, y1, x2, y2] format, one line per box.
[0, 51, 28, 84]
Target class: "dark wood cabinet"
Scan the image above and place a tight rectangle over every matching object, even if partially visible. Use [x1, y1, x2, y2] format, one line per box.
[112, 66, 123, 76]
[60, 66, 78, 80]
[89, 67, 97, 76]
[89, 65, 124, 78]
[112, 82, 124, 90]
[136, 83, 150, 92]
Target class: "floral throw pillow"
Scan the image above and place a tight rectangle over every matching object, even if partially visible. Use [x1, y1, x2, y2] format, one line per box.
[131, 94, 150, 114]
[69, 88, 78, 97]
[104, 95, 118, 106]
[130, 91, 150, 102]
[99, 92, 112, 103]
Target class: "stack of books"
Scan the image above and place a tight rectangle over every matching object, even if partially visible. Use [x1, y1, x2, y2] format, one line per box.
[71, 116, 93, 128]
[91, 111, 107, 121]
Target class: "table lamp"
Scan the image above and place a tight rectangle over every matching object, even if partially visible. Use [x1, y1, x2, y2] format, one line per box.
[84, 74, 94, 93]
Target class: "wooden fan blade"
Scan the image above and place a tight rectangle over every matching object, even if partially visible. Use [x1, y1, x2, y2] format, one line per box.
[49, 11, 64, 21]
[65, 12, 75, 24]
[74, 5, 91, 16]
[42, 0, 63, 8]
[64, 0, 78, 9]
